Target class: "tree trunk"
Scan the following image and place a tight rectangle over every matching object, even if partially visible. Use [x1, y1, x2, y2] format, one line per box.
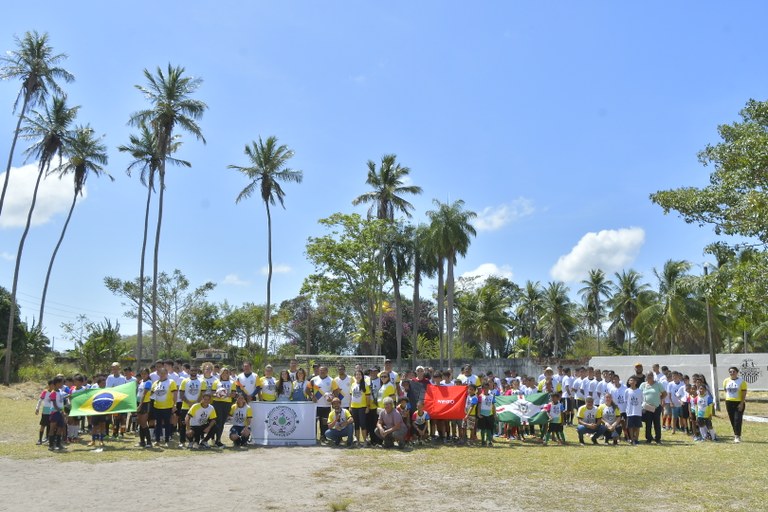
[411, 259, 420, 369]
[447, 258, 455, 370]
[4, 162, 46, 385]
[136, 169, 154, 364]
[264, 201, 272, 359]
[39, 191, 78, 328]
[393, 274, 403, 366]
[0, 94, 29, 219]
[437, 259, 445, 368]
[152, 168, 165, 361]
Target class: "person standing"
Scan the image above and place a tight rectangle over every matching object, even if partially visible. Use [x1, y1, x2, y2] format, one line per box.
[105, 362, 127, 438]
[150, 368, 178, 447]
[640, 371, 666, 444]
[723, 366, 748, 443]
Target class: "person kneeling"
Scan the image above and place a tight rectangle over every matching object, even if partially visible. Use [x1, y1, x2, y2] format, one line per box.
[325, 398, 354, 447]
[186, 393, 217, 449]
[576, 397, 605, 444]
[375, 397, 406, 448]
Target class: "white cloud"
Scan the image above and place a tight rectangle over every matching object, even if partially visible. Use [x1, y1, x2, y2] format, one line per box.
[461, 262, 514, 282]
[0, 163, 77, 229]
[474, 198, 535, 232]
[222, 273, 250, 286]
[260, 264, 291, 276]
[0, 251, 14, 261]
[550, 227, 645, 282]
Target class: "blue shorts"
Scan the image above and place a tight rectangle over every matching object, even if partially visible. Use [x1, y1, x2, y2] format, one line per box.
[671, 406, 682, 419]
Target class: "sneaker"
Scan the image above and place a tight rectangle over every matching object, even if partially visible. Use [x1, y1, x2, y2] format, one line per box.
[144, 443, 153, 449]
[215, 441, 225, 448]
[192, 442, 200, 449]
[164, 441, 170, 448]
[36, 440, 43, 446]
[734, 436, 741, 444]
[481, 441, 486, 447]
[591, 434, 599, 445]
[187, 442, 193, 449]
[200, 442, 210, 449]
[136, 442, 146, 448]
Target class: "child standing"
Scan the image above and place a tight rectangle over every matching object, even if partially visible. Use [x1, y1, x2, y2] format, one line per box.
[478, 381, 496, 447]
[460, 384, 478, 446]
[624, 376, 643, 445]
[694, 385, 717, 442]
[542, 392, 565, 445]
[35, 380, 53, 445]
[411, 400, 430, 444]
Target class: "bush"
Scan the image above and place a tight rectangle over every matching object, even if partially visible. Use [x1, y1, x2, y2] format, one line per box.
[17, 355, 80, 382]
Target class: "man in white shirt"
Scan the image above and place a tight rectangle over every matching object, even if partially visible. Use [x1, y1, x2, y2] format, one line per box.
[334, 364, 353, 409]
[236, 362, 258, 401]
[106, 362, 128, 438]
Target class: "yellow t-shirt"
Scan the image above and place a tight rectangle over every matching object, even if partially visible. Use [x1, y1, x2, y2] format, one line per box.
[328, 408, 352, 427]
[259, 376, 278, 401]
[211, 379, 233, 402]
[229, 403, 252, 427]
[723, 377, 747, 402]
[151, 379, 178, 409]
[377, 382, 397, 408]
[350, 381, 370, 409]
[187, 403, 217, 427]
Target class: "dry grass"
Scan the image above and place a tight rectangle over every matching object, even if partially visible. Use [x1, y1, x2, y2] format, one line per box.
[1, 385, 766, 511]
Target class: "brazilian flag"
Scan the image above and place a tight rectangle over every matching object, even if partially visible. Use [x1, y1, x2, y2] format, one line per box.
[69, 381, 137, 417]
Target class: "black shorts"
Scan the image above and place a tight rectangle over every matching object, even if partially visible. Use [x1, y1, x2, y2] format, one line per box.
[548, 422, 563, 433]
[50, 411, 66, 428]
[39, 413, 50, 427]
[138, 403, 150, 415]
[316, 406, 331, 421]
[627, 415, 642, 429]
[350, 407, 367, 429]
[477, 415, 494, 430]
[681, 403, 690, 419]
[562, 398, 574, 412]
[91, 415, 107, 426]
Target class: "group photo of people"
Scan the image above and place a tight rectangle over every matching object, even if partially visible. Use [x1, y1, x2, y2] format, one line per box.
[35, 357, 749, 452]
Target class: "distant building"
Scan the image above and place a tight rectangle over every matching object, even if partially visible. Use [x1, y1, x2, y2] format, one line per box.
[195, 348, 228, 361]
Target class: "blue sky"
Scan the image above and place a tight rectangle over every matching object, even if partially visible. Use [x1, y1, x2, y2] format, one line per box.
[1, 2, 765, 351]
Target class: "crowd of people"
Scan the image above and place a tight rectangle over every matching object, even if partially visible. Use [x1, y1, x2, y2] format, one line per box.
[34, 358, 749, 452]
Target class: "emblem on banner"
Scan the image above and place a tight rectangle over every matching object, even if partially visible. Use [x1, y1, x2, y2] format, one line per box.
[265, 406, 299, 437]
[740, 359, 762, 384]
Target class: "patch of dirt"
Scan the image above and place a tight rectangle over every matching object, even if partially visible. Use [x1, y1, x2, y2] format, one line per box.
[0, 382, 44, 401]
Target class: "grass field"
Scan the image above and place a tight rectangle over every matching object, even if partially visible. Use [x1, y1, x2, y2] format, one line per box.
[1, 385, 766, 511]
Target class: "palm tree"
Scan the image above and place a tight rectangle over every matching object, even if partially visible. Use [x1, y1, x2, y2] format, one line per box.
[383, 223, 413, 364]
[517, 280, 543, 358]
[427, 199, 477, 368]
[578, 269, 613, 356]
[0, 31, 73, 220]
[540, 281, 577, 358]
[229, 136, 303, 358]
[608, 269, 651, 355]
[457, 281, 512, 357]
[3, 96, 78, 384]
[352, 154, 422, 356]
[38, 126, 111, 329]
[118, 124, 190, 363]
[410, 223, 436, 367]
[129, 64, 207, 361]
[634, 260, 705, 354]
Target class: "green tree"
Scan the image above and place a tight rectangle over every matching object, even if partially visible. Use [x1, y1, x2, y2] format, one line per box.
[38, 126, 111, 329]
[64, 318, 128, 375]
[578, 269, 613, 356]
[0, 286, 38, 382]
[105, 270, 215, 357]
[229, 136, 303, 357]
[0, 30, 73, 219]
[3, 96, 78, 385]
[382, 223, 413, 363]
[607, 269, 652, 355]
[118, 123, 190, 362]
[129, 64, 207, 360]
[540, 281, 577, 358]
[410, 223, 437, 366]
[516, 280, 543, 358]
[303, 213, 393, 355]
[457, 281, 512, 357]
[427, 199, 477, 369]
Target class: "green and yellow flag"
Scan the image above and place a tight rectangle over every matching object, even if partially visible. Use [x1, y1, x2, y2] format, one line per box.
[69, 381, 137, 417]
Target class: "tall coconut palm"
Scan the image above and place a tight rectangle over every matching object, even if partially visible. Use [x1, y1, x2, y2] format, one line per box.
[457, 281, 512, 357]
[635, 260, 705, 354]
[578, 269, 613, 356]
[608, 269, 651, 355]
[0, 30, 73, 220]
[3, 96, 78, 384]
[517, 280, 543, 358]
[129, 64, 207, 361]
[38, 126, 111, 329]
[427, 199, 477, 368]
[352, 154, 422, 355]
[118, 124, 190, 363]
[383, 223, 413, 364]
[540, 281, 577, 358]
[229, 136, 303, 358]
[410, 223, 436, 367]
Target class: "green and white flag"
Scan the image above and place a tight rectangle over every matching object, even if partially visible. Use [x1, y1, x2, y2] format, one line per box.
[496, 392, 549, 426]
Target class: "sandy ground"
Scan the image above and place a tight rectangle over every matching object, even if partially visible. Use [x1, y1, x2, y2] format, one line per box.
[0, 446, 530, 512]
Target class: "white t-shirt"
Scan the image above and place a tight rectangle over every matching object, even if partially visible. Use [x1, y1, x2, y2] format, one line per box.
[334, 375, 353, 408]
[561, 375, 573, 398]
[667, 381, 684, 406]
[585, 378, 597, 400]
[457, 374, 479, 386]
[310, 375, 335, 407]
[608, 383, 628, 413]
[573, 377, 585, 400]
[595, 380, 608, 404]
[187, 403, 216, 427]
[105, 374, 127, 388]
[624, 387, 643, 417]
[236, 372, 258, 397]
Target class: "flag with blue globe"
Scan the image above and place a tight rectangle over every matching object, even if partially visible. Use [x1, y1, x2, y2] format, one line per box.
[69, 381, 138, 416]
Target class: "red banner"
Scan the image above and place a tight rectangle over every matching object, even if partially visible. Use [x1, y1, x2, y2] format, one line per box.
[424, 384, 467, 420]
